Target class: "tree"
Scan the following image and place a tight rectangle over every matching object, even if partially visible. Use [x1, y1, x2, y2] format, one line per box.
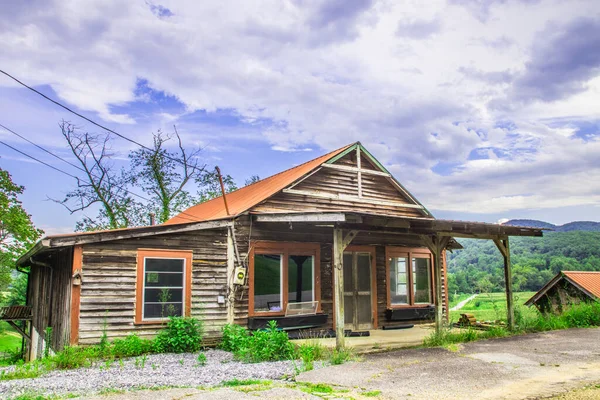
[196, 169, 238, 203]
[129, 128, 204, 224]
[56, 121, 144, 231]
[0, 167, 42, 301]
[244, 175, 260, 186]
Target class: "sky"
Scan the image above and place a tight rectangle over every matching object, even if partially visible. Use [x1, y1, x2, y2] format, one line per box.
[0, 0, 599, 235]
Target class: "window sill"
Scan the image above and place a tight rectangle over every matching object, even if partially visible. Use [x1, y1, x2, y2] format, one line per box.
[388, 304, 434, 309]
[248, 313, 328, 330]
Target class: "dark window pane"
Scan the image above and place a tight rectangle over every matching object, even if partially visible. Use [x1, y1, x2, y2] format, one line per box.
[253, 254, 282, 312]
[144, 287, 183, 303]
[390, 257, 409, 305]
[288, 255, 314, 303]
[413, 257, 432, 304]
[357, 254, 371, 292]
[144, 302, 183, 319]
[144, 272, 183, 287]
[145, 258, 184, 273]
[343, 253, 353, 292]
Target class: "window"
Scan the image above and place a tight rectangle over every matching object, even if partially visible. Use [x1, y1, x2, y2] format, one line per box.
[136, 249, 192, 323]
[250, 242, 320, 316]
[387, 247, 433, 307]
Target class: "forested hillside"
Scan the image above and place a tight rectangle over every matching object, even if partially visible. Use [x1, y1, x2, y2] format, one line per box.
[447, 231, 600, 294]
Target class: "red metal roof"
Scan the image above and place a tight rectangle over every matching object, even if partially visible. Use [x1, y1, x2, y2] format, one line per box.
[563, 271, 600, 299]
[164, 143, 355, 225]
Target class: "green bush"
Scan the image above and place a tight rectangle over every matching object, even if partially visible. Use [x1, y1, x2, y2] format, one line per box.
[52, 346, 93, 370]
[329, 347, 356, 365]
[154, 316, 204, 353]
[297, 341, 327, 371]
[220, 321, 295, 363]
[220, 323, 249, 353]
[111, 334, 154, 358]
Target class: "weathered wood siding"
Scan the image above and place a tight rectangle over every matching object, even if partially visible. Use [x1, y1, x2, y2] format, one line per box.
[78, 229, 228, 345]
[252, 154, 425, 218]
[232, 216, 448, 329]
[27, 247, 73, 356]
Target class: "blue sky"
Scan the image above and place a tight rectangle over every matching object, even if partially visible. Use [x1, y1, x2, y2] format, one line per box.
[0, 0, 599, 234]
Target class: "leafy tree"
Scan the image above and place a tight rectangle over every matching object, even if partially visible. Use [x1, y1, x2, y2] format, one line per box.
[244, 175, 260, 186]
[5, 272, 27, 305]
[196, 169, 238, 203]
[0, 167, 42, 300]
[129, 128, 204, 223]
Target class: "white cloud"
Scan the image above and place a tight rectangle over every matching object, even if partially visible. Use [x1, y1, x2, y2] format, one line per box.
[0, 0, 599, 219]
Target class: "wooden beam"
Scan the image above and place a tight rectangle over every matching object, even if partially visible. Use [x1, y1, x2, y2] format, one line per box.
[7, 321, 30, 342]
[70, 245, 83, 345]
[356, 147, 363, 198]
[333, 228, 345, 349]
[254, 213, 347, 223]
[494, 238, 514, 330]
[321, 163, 391, 177]
[343, 230, 359, 248]
[46, 220, 233, 248]
[282, 189, 425, 209]
[420, 235, 451, 333]
[332, 228, 358, 349]
[226, 228, 235, 324]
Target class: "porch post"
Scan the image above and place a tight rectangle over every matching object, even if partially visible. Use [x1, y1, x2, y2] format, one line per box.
[433, 240, 444, 333]
[421, 235, 450, 334]
[494, 237, 514, 330]
[333, 227, 359, 350]
[333, 228, 345, 349]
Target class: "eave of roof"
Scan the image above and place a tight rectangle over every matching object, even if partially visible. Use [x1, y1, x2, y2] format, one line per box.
[163, 143, 356, 225]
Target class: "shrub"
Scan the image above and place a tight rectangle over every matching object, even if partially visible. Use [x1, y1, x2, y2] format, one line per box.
[154, 316, 204, 353]
[297, 341, 327, 371]
[221, 321, 295, 363]
[52, 346, 93, 369]
[220, 323, 249, 353]
[111, 334, 154, 358]
[237, 321, 295, 363]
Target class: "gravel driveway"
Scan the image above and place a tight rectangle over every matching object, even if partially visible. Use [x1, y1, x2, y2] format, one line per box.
[0, 349, 304, 398]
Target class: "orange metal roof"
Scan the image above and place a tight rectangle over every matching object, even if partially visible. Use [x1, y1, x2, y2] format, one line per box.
[563, 271, 600, 299]
[164, 143, 355, 225]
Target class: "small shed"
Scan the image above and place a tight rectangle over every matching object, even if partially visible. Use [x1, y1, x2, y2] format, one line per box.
[525, 271, 600, 314]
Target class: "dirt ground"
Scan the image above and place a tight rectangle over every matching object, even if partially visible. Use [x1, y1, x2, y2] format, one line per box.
[82, 327, 600, 400]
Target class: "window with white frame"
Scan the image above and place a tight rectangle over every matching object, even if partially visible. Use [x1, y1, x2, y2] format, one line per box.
[136, 250, 191, 323]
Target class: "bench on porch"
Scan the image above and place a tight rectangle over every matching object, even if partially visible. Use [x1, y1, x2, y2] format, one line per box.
[385, 306, 435, 322]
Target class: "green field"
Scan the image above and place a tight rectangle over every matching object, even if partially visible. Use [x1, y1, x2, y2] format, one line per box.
[449, 292, 539, 323]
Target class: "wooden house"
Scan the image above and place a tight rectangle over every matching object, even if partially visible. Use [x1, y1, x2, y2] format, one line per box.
[525, 271, 600, 314]
[16, 142, 544, 359]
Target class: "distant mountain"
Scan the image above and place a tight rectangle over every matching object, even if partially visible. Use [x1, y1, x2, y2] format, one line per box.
[503, 219, 600, 232]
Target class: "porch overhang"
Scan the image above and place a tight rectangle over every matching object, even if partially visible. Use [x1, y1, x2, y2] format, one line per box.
[251, 211, 546, 240]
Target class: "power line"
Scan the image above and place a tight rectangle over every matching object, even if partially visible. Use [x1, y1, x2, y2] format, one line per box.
[0, 69, 204, 172]
[0, 127, 203, 224]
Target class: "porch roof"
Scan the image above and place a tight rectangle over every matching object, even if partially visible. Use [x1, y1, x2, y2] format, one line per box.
[251, 211, 547, 240]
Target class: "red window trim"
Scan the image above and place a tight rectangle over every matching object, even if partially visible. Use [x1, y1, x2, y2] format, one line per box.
[135, 248, 193, 325]
[248, 241, 321, 317]
[385, 246, 434, 309]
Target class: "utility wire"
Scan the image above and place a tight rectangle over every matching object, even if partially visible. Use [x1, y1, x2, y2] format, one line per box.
[0, 69, 204, 172]
[0, 125, 203, 224]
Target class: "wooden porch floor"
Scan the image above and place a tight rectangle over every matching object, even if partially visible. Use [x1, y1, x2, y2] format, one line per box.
[293, 324, 433, 353]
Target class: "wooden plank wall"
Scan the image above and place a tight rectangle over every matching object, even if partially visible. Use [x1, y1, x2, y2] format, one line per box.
[27, 247, 73, 356]
[233, 216, 448, 329]
[78, 229, 228, 345]
[251, 153, 423, 218]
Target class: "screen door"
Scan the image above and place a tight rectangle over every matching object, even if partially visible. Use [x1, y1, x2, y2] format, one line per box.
[343, 252, 373, 330]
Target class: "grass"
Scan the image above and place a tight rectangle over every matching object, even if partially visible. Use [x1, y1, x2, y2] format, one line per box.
[426, 301, 600, 348]
[448, 293, 475, 309]
[0, 322, 23, 355]
[221, 378, 268, 387]
[449, 291, 537, 323]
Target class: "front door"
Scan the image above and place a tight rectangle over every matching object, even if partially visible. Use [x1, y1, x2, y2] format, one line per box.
[343, 252, 373, 330]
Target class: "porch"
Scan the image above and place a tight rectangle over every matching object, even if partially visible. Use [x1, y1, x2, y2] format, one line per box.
[293, 325, 433, 352]
[235, 211, 545, 349]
